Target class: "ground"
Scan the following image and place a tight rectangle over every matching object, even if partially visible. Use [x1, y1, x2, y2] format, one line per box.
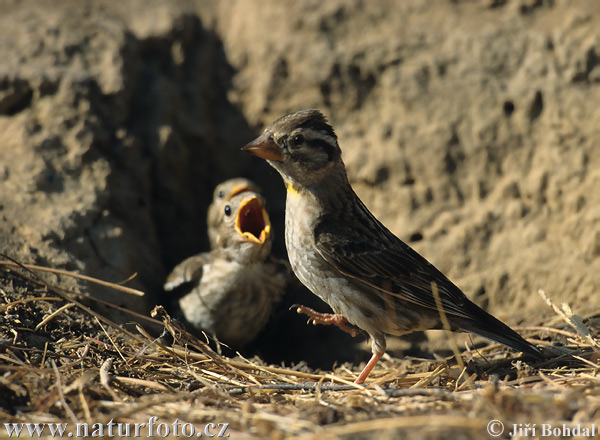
[1, 0, 600, 438]
[1, 260, 599, 439]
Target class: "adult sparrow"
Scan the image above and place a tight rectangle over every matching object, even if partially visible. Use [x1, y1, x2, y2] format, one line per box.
[243, 109, 543, 383]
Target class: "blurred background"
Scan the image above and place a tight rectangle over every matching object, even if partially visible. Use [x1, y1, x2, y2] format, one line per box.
[0, 0, 598, 366]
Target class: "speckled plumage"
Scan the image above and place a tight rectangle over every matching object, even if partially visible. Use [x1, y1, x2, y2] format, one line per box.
[174, 254, 287, 345]
[165, 191, 288, 346]
[243, 109, 543, 383]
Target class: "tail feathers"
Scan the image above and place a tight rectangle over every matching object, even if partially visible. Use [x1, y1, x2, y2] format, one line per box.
[458, 302, 544, 360]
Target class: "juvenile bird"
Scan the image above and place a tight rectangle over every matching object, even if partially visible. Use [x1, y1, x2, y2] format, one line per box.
[243, 109, 543, 384]
[207, 178, 261, 249]
[164, 191, 288, 346]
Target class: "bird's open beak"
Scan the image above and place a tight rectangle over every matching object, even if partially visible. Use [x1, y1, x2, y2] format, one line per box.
[242, 132, 282, 161]
[235, 195, 271, 244]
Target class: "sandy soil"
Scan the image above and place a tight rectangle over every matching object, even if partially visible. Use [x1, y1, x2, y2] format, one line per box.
[1, 0, 600, 438]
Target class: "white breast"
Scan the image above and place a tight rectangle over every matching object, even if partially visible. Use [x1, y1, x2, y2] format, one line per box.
[283, 186, 384, 333]
[284, 187, 343, 306]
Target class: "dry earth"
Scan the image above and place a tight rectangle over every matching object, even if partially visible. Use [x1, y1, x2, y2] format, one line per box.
[1, 0, 600, 438]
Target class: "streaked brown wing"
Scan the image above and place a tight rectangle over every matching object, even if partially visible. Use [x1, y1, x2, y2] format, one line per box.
[314, 197, 472, 319]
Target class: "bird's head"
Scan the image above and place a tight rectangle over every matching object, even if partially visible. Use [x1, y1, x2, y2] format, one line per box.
[216, 192, 272, 262]
[207, 178, 261, 247]
[242, 109, 345, 191]
[212, 178, 260, 205]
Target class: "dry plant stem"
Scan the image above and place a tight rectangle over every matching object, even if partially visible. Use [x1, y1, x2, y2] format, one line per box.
[324, 374, 366, 390]
[432, 282, 465, 370]
[78, 389, 92, 425]
[0, 296, 63, 312]
[5, 248, 600, 435]
[538, 370, 568, 389]
[35, 303, 76, 330]
[234, 352, 296, 384]
[539, 289, 600, 351]
[100, 358, 121, 402]
[454, 367, 467, 392]
[0, 254, 146, 344]
[0, 258, 145, 296]
[225, 359, 326, 381]
[229, 383, 359, 393]
[96, 317, 126, 362]
[572, 355, 600, 369]
[51, 360, 78, 424]
[410, 365, 447, 389]
[517, 326, 578, 339]
[41, 341, 49, 368]
[113, 376, 170, 392]
[455, 373, 477, 392]
[134, 325, 183, 362]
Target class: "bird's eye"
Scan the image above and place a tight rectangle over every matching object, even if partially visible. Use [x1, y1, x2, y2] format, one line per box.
[217, 190, 225, 199]
[292, 134, 304, 146]
[224, 205, 232, 216]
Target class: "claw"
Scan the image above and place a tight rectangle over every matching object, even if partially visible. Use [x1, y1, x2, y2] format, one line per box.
[293, 304, 360, 337]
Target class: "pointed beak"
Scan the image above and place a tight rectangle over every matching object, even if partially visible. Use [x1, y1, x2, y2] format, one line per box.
[242, 131, 282, 161]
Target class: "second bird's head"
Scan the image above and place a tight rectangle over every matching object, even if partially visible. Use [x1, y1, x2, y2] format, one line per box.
[242, 109, 346, 190]
[216, 192, 272, 262]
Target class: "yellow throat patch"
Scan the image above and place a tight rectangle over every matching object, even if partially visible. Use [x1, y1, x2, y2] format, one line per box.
[285, 181, 301, 198]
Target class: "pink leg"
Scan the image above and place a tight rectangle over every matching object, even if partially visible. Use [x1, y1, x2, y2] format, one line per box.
[355, 351, 384, 384]
[293, 305, 360, 337]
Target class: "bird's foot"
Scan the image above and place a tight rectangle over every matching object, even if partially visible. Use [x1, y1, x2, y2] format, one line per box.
[292, 304, 360, 337]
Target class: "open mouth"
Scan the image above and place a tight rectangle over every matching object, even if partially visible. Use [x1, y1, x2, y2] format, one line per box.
[235, 196, 271, 244]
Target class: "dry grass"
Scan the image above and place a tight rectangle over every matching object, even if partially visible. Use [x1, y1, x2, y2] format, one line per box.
[1, 256, 600, 439]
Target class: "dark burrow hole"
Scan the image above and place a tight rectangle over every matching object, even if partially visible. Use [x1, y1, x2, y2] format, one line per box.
[119, 19, 373, 370]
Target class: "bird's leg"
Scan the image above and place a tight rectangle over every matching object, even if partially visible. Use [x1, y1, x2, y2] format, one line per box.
[354, 351, 384, 384]
[293, 305, 360, 337]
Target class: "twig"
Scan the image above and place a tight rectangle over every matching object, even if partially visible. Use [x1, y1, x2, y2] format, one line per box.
[226, 359, 326, 381]
[455, 373, 477, 392]
[59, 345, 91, 372]
[35, 303, 76, 330]
[0, 259, 145, 296]
[538, 290, 599, 346]
[385, 387, 460, 397]
[516, 326, 578, 339]
[572, 355, 600, 369]
[113, 376, 171, 392]
[0, 254, 146, 344]
[78, 388, 92, 425]
[51, 360, 78, 424]
[228, 383, 358, 395]
[41, 341, 49, 368]
[95, 317, 126, 363]
[538, 370, 567, 389]
[410, 364, 447, 389]
[0, 296, 63, 312]
[99, 358, 121, 402]
[432, 282, 465, 370]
